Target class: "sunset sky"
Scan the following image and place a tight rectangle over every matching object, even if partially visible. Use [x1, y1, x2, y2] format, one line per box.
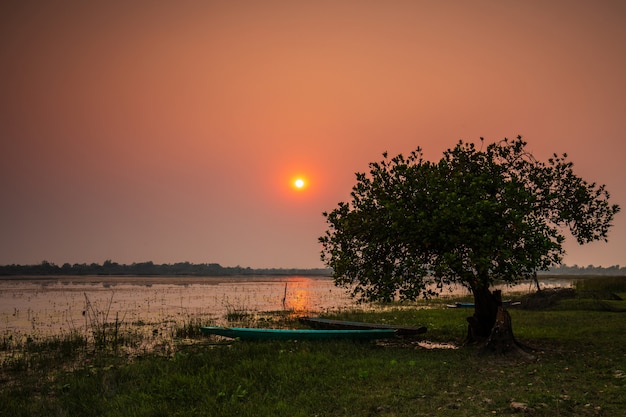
[1, 1, 625, 269]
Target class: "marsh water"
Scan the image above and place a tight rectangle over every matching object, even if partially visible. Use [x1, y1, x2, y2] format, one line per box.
[0, 275, 575, 340]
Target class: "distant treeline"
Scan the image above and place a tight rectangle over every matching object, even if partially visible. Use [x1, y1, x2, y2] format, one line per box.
[538, 264, 626, 276]
[0, 260, 332, 277]
[0, 260, 624, 277]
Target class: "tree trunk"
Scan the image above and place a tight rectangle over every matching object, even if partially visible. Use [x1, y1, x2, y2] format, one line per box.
[483, 306, 516, 354]
[466, 286, 502, 343]
[465, 286, 527, 355]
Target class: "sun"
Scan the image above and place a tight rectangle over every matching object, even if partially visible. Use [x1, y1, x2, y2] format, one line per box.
[288, 172, 311, 193]
[290, 175, 308, 191]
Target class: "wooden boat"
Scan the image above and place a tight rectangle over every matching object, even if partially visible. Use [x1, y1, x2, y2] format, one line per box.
[446, 302, 475, 309]
[446, 300, 520, 308]
[299, 317, 427, 336]
[200, 326, 396, 341]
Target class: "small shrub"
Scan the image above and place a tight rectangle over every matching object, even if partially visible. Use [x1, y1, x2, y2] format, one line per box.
[519, 288, 577, 310]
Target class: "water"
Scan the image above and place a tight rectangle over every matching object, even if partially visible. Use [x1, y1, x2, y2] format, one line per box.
[0, 275, 575, 339]
[0, 276, 355, 338]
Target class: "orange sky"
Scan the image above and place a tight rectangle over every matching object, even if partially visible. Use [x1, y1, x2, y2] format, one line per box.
[1, 0, 625, 268]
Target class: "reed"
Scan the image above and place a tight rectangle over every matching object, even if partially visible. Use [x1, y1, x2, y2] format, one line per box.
[172, 317, 213, 339]
[83, 292, 122, 350]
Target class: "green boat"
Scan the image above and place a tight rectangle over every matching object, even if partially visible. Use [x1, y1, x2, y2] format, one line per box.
[200, 326, 396, 341]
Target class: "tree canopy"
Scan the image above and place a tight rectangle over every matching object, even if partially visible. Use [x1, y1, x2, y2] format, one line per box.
[320, 137, 620, 304]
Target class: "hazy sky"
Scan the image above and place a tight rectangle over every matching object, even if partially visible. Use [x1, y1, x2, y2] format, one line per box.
[1, 1, 625, 268]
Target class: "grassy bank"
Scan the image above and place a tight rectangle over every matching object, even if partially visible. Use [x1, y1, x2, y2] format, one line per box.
[1, 281, 625, 416]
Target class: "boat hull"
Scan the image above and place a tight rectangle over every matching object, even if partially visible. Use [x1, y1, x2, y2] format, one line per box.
[446, 302, 475, 309]
[446, 300, 520, 308]
[200, 326, 396, 341]
[299, 317, 427, 336]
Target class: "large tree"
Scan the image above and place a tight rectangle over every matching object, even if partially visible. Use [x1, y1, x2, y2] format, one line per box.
[320, 137, 620, 351]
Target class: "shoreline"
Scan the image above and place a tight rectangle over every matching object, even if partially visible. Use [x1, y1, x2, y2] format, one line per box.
[0, 274, 334, 286]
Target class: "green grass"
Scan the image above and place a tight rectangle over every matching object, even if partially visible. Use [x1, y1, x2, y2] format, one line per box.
[574, 275, 626, 293]
[1, 292, 625, 417]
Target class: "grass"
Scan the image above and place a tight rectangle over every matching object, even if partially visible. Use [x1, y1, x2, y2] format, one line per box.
[574, 276, 626, 293]
[1, 278, 625, 416]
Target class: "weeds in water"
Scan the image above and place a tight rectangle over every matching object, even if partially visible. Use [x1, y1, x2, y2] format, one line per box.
[172, 317, 213, 339]
[223, 302, 255, 325]
[82, 293, 145, 351]
[0, 329, 88, 388]
[83, 292, 121, 350]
